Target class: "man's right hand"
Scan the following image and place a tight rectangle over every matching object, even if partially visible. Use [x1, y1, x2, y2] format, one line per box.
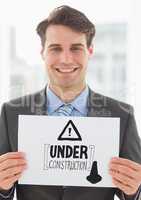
[0, 152, 27, 191]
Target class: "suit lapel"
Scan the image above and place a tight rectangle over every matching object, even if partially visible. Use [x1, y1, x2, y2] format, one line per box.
[87, 88, 112, 117]
[32, 87, 48, 115]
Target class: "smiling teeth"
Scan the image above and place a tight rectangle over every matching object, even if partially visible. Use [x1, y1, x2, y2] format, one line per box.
[57, 68, 76, 73]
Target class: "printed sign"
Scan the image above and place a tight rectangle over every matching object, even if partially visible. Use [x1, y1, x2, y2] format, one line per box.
[18, 115, 120, 187]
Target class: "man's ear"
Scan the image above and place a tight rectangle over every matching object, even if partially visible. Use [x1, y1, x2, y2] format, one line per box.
[88, 45, 94, 57]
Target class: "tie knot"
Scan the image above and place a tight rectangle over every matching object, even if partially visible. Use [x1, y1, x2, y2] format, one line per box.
[57, 104, 74, 116]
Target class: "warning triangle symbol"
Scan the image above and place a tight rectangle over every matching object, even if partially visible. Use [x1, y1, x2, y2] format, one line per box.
[58, 120, 82, 141]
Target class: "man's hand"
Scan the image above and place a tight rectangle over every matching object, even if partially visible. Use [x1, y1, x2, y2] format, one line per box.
[109, 157, 141, 196]
[0, 152, 27, 191]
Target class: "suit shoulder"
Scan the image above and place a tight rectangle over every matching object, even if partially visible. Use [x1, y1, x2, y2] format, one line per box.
[91, 90, 134, 115]
[104, 93, 132, 110]
[3, 89, 45, 110]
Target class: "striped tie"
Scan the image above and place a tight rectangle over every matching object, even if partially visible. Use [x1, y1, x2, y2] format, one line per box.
[57, 104, 73, 116]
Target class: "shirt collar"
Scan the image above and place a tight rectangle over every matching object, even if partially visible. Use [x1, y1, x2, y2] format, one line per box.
[46, 85, 89, 115]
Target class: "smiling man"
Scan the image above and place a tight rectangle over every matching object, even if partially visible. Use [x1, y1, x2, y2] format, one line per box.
[41, 23, 93, 103]
[42, 25, 89, 98]
[0, 5, 141, 200]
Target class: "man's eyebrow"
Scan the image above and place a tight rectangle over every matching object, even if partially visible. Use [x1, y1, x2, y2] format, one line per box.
[47, 44, 61, 48]
[71, 43, 85, 47]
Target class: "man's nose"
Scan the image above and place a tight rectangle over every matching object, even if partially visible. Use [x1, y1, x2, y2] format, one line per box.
[60, 51, 73, 63]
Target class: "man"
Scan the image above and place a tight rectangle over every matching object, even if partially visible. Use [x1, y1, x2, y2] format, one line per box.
[0, 5, 141, 200]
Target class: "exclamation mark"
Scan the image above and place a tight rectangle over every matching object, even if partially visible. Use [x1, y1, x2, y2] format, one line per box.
[69, 128, 71, 136]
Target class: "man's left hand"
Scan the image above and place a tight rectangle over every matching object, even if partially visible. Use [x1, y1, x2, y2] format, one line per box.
[109, 157, 141, 195]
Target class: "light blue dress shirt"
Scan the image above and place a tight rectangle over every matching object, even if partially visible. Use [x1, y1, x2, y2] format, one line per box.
[47, 86, 89, 117]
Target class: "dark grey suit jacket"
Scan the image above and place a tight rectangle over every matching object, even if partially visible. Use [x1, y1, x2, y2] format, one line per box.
[0, 87, 141, 200]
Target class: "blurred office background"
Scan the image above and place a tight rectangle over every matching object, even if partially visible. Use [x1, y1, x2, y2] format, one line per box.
[0, 1, 140, 199]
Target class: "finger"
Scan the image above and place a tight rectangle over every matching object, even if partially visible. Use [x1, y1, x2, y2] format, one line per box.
[0, 173, 22, 190]
[110, 157, 141, 171]
[0, 158, 27, 172]
[0, 152, 26, 164]
[109, 163, 140, 181]
[0, 165, 27, 181]
[109, 169, 136, 187]
[112, 177, 136, 196]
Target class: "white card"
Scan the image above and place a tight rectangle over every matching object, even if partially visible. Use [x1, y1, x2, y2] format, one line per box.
[18, 115, 120, 187]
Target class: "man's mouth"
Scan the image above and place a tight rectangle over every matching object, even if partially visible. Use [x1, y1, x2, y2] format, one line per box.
[55, 67, 79, 73]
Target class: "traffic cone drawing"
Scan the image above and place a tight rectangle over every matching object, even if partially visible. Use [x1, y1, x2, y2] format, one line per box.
[86, 161, 102, 184]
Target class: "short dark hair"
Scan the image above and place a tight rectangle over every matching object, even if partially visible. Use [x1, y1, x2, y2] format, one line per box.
[36, 5, 95, 48]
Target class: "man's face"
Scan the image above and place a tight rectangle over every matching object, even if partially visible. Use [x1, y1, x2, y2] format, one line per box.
[41, 25, 93, 90]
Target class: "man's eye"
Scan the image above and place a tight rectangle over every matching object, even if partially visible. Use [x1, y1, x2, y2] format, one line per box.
[71, 47, 82, 51]
[50, 48, 61, 52]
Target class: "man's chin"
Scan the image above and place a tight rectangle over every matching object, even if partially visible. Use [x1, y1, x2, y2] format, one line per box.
[54, 81, 78, 90]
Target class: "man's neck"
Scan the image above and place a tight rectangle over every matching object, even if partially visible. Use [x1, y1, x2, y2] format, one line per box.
[49, 84, 87, 103]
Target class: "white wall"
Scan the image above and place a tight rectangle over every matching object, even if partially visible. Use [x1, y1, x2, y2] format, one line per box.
[127, 0, 141, 134]
[0, 27, 10, 106]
